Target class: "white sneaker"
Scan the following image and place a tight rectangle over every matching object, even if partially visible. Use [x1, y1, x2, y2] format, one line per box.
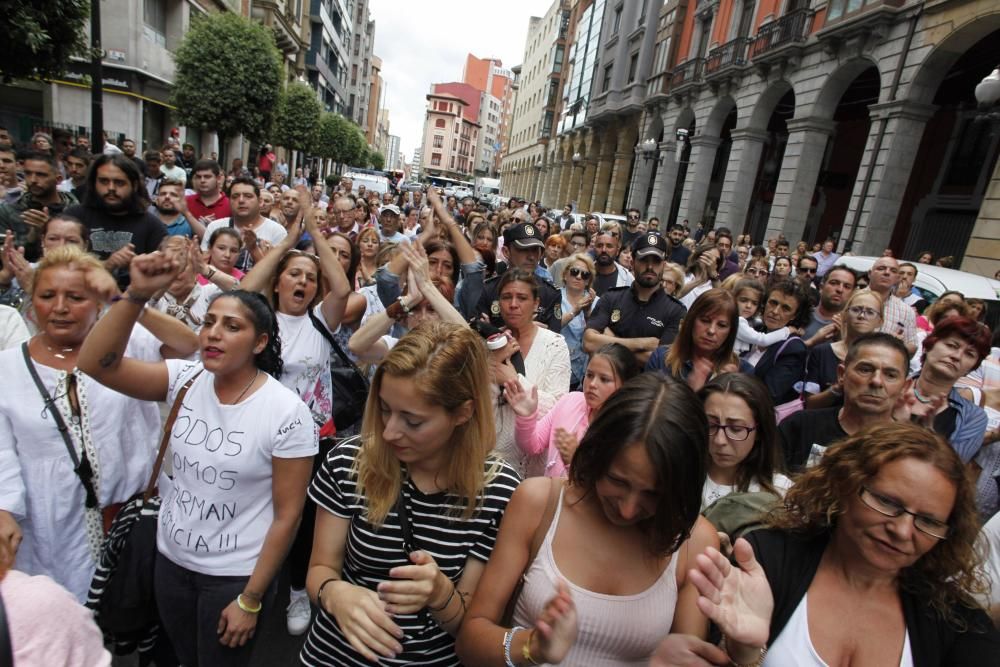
[286, 588, 312, 636]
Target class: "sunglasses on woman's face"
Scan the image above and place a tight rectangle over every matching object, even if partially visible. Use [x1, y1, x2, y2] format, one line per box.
[568, 267, 592, 280]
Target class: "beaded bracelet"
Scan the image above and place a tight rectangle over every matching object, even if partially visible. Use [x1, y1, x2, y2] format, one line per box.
[503, 626, 526, 667]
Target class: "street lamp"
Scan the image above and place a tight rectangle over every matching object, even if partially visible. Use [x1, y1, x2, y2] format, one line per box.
[534, 160, 543, 171]
[975, 65, 1000, 122]
[640, 138, 659, 163]
[572, 152, 583, 169]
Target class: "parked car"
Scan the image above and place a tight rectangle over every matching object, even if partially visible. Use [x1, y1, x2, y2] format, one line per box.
[343, 171, 389, 195]
[837, 255, 1000, 328]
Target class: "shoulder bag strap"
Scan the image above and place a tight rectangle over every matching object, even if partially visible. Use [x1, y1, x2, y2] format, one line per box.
[525, 478, 563, 567]
[143, 370, 203, 503]
[0, 589, 11, 667]
[307, 308, 369, 383]
[21, 343, 99, 509]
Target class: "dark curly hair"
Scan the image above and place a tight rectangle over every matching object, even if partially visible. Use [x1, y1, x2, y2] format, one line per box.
[767, 422, 988, 629]
[208, 290, 284, 378]
[765, 279, 812, 330]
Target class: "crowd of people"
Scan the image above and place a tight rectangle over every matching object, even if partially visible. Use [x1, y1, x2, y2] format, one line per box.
[0, 129, 999, 666]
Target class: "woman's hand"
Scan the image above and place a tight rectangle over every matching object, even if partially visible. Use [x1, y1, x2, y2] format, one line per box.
[3, 231, 32, 288]
[0, 510, 22, 555]
[323, 581, 404, 661]
[574, 289, 595, 315]
[650, 634, 731, 666]
[187, 239, 209, 277]
[216, 599, 259, 648]
[105, 243, 136, 271]
[82, 264, 120, 303]
[893, 383, 948, 427]
[380, 550, 449, 615]
[554, 428, 579, 466]
[127, 252, 180, 299]
[402, 241, 431, 290]
[689, 539, 771, 651]
[504, 379, 538, 417]
[534, 580, 578, 664]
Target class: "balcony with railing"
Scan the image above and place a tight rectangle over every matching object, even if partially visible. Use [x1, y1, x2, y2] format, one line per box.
[669, 58, 704, 92]
[704, 37, 749, 78]
[748, 8, 811, 61]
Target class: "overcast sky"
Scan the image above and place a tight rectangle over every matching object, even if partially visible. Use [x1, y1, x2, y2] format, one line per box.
[368, 0, 552, 162]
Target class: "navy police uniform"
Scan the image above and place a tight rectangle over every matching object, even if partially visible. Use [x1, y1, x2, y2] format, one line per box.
[587, 233, 686, 344]
[476, 222, 563, 332]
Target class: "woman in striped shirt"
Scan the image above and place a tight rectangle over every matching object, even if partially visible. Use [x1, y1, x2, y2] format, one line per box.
[301, 321, 521, 666]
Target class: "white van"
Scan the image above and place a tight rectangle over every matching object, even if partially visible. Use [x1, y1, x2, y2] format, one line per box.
[343, 171, 389, 195]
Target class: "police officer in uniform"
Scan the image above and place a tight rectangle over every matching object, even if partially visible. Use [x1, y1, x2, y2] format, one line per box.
[584, 233, 685, 367]
[474, 221, 562, 332]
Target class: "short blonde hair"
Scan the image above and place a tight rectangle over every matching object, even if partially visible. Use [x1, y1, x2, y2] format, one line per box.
[566, 252, 596, 287]
[660, 262, 685, 296]
[32, 244, 110, 297]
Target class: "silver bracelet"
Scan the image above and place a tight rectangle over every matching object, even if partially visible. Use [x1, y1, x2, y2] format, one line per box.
[504, 625, 526, 667]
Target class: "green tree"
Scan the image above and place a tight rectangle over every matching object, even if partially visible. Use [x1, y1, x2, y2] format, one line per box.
[0, 1, 90, 83]
[273, 81, 321, 157]
[369, 151, 385, 170]
[343, 126, 368, 168]
[170, 12, 282, 161]
[316, 112, 346, 163]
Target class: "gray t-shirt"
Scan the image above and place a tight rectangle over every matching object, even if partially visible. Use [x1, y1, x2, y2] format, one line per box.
[802, 308, 833, 339]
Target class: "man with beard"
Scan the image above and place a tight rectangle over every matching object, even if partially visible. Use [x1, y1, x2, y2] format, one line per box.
[473, 221, 562, 332]
[592, 231, 634, 296]
[779, 333, 909, 470]
[0, 151, 78, 261]
[666, 223, 690, 265]
[802, 265, 856, 344]
[200, 178, 287, 272]
[583, 234, 685, 367]
[64, 154, 167, 287]
[154, 179, 194, 237]
[556, 203, 574, 231]
[121, 138, 146, 174]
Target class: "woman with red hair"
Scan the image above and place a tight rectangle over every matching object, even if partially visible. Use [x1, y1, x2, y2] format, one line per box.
[902, 316, 991, 463]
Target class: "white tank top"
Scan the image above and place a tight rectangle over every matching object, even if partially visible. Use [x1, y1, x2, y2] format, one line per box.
[512, 488, 680, 666]
[765, 594, 913, 666]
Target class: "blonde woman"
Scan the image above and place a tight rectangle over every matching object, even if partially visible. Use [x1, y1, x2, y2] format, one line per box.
[660, 262, 685, 297]
[302, 322, 521, 665]
[560, 252, 598, 389]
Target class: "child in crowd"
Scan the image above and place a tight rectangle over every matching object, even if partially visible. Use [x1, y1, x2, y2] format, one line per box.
[732, 278, 797, 356]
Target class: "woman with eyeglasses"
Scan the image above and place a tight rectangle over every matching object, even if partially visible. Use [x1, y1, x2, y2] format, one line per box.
[660, 262, 685, 298]
[660, 422, 1000, 666]
[238, 194, 355, 633]
[699, 373, 791, 509]
[743, 258, 770, 283]
[558, 252, 599, 389]
[805, 290, 884, 409]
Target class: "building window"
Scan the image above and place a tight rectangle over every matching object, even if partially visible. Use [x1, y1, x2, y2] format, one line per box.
[433, 135, 443, 148]
[612, 5, 622, 34]
[627, 52, 639, 83]
[431, 153, 442, 166]
[143, 0, 167, 46]
[638, 0, 647, 25]
[435, 118, 445, 128]
[602, 64, 613, 92]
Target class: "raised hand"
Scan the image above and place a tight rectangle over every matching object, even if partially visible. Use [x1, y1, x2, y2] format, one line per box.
[381, 550, 449, 615]
[323, 582, 404, 662]
[402, 241, 430, 288]
[21, 206, 50, 230]
[105, 243, 136, 271]
[534, 580, 578, 664]
[554, 428, 579, 466]
[127, 252, 181, 298]
[503, 379, 538, 417]
[689, 539, 771, 650]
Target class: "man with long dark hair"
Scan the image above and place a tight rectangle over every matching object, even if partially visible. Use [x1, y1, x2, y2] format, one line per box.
[64, 153, 167, 287]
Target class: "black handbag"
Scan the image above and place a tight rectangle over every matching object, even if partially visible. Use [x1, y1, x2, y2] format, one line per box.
[86, 371, 201, 636]
[308, 309, 370, 432]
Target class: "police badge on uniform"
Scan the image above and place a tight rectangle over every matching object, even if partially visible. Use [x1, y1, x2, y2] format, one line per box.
[491, 300, 501, 315]
[611, 309, 621, 323]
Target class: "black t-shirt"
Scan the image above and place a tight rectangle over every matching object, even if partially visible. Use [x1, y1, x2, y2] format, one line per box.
[778, 407, 846, 471]
[621, 226, 640, 249]
[587, 285, 686, 345]
[65, 204, 168, 287]
[594, 268, 620, 296]
[806, 343, 841, 393]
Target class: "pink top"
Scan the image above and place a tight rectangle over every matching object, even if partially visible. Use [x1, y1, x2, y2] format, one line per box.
[1, 570, 111, 666]
[514, 392, 590, 478]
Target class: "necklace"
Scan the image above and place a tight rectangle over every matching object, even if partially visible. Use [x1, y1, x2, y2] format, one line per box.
[40, 336, 78, 360]
[913, 382, 941, 404]
[226, 369, 260, 405]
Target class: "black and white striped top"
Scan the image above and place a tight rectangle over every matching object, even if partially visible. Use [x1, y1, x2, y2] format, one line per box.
[300, 440, 521, 667]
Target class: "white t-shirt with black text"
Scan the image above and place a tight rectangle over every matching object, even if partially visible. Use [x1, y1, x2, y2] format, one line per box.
[157, 360, 318, 576]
